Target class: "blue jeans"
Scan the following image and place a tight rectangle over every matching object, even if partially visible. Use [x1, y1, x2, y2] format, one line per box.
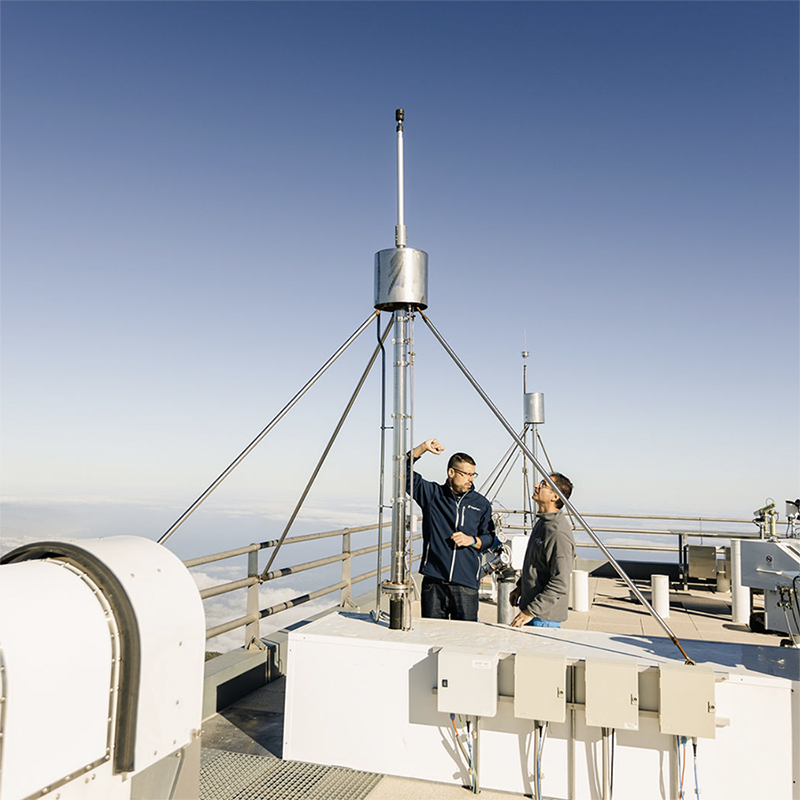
[421, 575, 479, 621]
[525, 617, 561, 628]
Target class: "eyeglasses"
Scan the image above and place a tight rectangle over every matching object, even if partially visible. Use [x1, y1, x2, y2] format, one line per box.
[452, 467, 478, 479]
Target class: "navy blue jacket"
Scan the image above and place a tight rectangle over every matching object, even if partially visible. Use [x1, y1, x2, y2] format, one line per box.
[407, 457, 495, 589]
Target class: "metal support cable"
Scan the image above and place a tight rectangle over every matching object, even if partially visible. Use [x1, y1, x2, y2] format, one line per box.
[478, 430, 525, 499]
[158, 310, 380, 545]
[260, 316, 393, 579]
[535, 427, 555, 474]
[534, 427, 578, 531]
[488, 448, 523, 505]
[523, 424, 533, 528]
[419, 311, 695, 664]
[478, 441, 515, 497]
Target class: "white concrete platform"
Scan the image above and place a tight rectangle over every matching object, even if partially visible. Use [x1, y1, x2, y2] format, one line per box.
[283, 612, 799, 800]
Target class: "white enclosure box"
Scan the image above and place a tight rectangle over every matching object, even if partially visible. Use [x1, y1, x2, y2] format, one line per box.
[514, 653, 567, 723]
[0, 561, 118, 800]
[688, 545, 718, 580]
[585, 659, 639, 730]
[509, 534, 530, 570]
[437, 646, 499, 717]
[0, 537, 205, 800]
[740, 539, 800, 590]
[740, 539, 800, 635]
[659, 664, 717, 739]
[78, 537, 206, 773]
[284, 614, 798, 798]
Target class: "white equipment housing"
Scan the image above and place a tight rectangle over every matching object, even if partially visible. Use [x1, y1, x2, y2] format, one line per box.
[740, 538, 800, 637]
[0, 536, 205, 800]
[284, 612, 800, 799]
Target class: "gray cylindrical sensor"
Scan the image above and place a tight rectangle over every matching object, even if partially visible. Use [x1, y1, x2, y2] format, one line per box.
[524, 392, 545, 425]
[374, 247, 428, 310]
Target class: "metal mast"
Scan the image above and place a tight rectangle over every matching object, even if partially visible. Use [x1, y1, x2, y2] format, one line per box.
[374, 109, 428, 630]
[521, 341, 531, 522]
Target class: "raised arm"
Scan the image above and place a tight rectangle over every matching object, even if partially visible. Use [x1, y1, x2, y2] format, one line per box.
[406, 438, 444, 500]
[410, 438, 444, 459]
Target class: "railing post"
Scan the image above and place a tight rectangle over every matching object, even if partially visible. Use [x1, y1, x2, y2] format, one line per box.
[245, 548, 262, 650]
[679, 533, 688, 589]
[340, 529, 354, 608]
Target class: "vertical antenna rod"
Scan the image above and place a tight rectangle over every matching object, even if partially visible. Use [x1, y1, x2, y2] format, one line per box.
[522, 332, 529, 394]
[374, 109, 428, 630]
[395, 109, 407, 248]
[388, 109, 410, 629]
[521, 340, 532, 522]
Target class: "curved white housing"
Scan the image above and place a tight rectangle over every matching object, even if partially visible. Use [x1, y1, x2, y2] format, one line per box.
[0, 536, 205, 800]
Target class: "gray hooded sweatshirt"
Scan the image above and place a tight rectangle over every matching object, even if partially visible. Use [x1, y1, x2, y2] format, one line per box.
[517, 511, 575, 622]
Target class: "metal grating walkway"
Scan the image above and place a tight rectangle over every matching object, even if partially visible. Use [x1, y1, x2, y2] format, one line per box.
[200, 748, 384, 800]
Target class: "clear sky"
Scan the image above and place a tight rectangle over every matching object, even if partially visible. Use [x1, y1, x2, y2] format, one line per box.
[2, 1, 798, 561]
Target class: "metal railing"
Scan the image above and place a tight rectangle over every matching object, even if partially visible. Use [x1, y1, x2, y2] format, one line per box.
[185, 522, 422, 645]
[185, 510, 781, 647]
[497, 509, 776, 587]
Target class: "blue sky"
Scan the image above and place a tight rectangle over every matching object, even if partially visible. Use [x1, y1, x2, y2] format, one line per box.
[2, 1, 798, 560]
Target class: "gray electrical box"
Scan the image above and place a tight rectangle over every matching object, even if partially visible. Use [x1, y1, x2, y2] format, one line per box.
[514, 653, 567, 723]
[585, 659, 639, 730]
[688, 545, 717, 580]
[659, 664, 717, 739]
[437, 646, 499, 718]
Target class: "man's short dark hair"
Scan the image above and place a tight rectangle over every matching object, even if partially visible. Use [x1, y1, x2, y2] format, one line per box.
[448, 452, 476, 471]
[550, 472, 573, 509]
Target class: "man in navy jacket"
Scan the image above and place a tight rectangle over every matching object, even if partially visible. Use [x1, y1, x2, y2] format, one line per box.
[407, 438, 495, 621]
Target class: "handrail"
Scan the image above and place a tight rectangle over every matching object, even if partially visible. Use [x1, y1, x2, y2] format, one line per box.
[498, 510, 763, 526]
[186, 509, 765, 649]
[200, 576, 259, 600]
[501, 523, 763, 539]
[584, 513, 755, 524]
[204, 553, 423, 640]
[199, 543, 394, 601]
[206, 581, 348, 640]
[185, 522, 391, 569]
[188, 525, 421, 644]
[184, 543, 265, 569]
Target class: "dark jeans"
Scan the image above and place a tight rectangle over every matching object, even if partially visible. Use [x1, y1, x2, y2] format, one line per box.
[421, 575, 479, 621]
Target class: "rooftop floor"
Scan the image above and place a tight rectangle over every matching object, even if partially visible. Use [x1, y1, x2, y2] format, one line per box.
[200, 576, 783, 800]
[514, 574, 776, 647]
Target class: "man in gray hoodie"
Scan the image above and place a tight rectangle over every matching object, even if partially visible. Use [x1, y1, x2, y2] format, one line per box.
[509, 473, 574, 628]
